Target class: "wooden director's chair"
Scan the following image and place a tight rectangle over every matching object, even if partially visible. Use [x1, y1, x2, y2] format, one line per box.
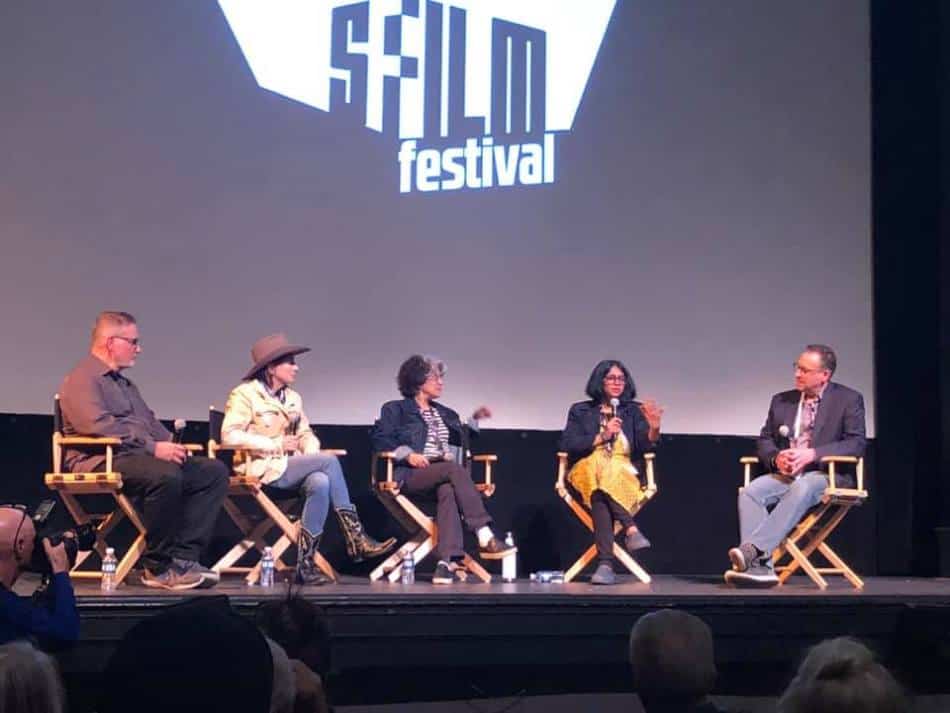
[44, 394, 201, 585]
[368, 451, 498, 583]
[208, 407, 338, 584]
[555, 452, 657, 583]
[739, 455, 868, 589]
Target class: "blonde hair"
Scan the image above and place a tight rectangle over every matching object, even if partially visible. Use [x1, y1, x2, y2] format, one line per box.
[0, 641, 66, 713]
[91, 311, 137, 347]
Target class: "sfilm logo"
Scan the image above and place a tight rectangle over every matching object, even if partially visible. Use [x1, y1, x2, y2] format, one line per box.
[218, 1, 616, 194]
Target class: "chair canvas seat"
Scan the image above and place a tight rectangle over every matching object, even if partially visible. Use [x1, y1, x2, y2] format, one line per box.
[556, 452, 657, 584]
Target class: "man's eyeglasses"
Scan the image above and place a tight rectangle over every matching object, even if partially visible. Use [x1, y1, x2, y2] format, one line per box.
[111, 336, 140, 347]
[603, 375, 626, 383]
[793, 363, 824, 375]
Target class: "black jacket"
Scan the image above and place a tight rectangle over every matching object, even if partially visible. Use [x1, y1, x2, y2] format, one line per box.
[558, 399, 658, 467]
[756, 382, 866, 469]
[370, 398, 473, 482]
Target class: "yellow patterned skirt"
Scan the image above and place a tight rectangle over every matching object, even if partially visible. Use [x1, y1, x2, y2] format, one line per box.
[567, 446, 645, 513]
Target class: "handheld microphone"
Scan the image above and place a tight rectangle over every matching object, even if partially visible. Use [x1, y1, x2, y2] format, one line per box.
[172, 418, 186, 444]
[288, 412, 301, 434]
[609, 398, 620, 419]
[777, 424, 791, 450]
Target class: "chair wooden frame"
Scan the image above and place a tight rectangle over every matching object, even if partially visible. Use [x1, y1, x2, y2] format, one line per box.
[739, 455, 868, 589]
[555, 451, 657, 583]
[207, 407, 338, 584]
[43, 394, 200, 585]
[368, 453, 498, 583]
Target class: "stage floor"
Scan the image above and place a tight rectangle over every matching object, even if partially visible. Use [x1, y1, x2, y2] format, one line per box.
[70, 571, 950, 602]
[57, 573, 950, 704]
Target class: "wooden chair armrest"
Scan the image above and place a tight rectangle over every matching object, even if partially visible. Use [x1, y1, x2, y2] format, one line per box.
[555, 452, 569, 496]
[643, 452, 657, 492]
[59, 437, 121, 446]
[372, 452, 397, 489]
[821, 456, 864, 492]
[322, 449, 347, 456]
[184, 444, 203, 453]
[739, 456, 760, 488]
[472, 453, 497, 492]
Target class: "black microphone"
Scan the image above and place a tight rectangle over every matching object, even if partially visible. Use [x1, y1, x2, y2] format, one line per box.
[172, 418, 186, 444]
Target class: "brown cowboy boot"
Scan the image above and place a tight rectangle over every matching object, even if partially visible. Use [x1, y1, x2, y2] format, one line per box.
[295, 527, 332, 585]
[335, 505, 397, 562]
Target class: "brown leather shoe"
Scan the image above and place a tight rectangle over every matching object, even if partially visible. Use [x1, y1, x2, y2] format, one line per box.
[479, 537, 517, 560]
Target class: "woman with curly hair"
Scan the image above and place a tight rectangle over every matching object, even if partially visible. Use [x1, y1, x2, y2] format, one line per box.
[370, 354, 515, 585]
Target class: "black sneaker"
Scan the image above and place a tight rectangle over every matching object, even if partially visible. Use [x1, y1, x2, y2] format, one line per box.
[432, 560, 455, 585]
[479, 537, 517, 560]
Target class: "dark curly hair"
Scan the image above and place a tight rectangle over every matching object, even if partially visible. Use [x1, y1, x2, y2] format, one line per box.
[397, 354, 446, 398]
[585, 359, 637, 403]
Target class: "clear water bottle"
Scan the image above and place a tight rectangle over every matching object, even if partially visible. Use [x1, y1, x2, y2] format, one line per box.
[260, 546, 275, 587]
[101, 547, 117, 591]
[502, 531, 517, 582]
[400, 549, 415, 585]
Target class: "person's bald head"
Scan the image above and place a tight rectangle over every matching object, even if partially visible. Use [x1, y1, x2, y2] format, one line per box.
[0, 508, 35, 567]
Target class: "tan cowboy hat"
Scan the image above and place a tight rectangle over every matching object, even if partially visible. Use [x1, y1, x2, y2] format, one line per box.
[245, 333, 311, 380]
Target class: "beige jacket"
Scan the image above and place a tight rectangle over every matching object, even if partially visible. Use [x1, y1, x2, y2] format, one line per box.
[221, 380, 320, 484]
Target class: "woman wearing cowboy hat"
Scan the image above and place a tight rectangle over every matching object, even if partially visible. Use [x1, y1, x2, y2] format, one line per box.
[221, 333, 395, 585]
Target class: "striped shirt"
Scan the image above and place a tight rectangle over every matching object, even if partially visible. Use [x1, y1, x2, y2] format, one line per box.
[420, 407, 450, 461]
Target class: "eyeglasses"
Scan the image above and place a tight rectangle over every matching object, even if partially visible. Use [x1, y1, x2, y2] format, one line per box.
[425, 372, 444, 383]
[793, 363, 825, 375]
[111, 335, 140, 347]
[603, 375, 626, 383]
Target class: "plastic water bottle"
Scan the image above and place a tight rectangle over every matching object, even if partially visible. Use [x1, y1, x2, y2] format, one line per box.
[101, 547, 117, 591]
[502, 531, 517, 582]
[400, 549, 415, 585]
[260, 546, 275, 587]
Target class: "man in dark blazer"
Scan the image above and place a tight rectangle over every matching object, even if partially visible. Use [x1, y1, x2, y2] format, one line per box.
[725, 344, 866, 585]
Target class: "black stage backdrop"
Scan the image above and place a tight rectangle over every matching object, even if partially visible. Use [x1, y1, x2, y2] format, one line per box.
[0, 0, 946, 577]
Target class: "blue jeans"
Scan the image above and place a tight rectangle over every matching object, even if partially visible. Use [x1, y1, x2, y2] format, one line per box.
[269, 453, 352, 536]
[739, 471, 828, 558]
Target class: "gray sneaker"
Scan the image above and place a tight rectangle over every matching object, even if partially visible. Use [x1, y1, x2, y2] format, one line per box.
[724, 563, 779, 586]
[141, 565, 204, 590]
[728, 543, 759, 572]
[591, 562, 616, 585]
[173, 558, 220, 589]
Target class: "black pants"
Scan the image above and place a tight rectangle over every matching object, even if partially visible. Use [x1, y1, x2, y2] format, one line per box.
[113, 454, 229, 573]
[590, 490, 635, 564]
[401, 461, 492, 561]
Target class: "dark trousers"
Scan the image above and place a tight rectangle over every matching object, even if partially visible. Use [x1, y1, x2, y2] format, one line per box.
[590, 490, 635, 563]
[401, 461, 492, 561]
[113, 454, 229, 573]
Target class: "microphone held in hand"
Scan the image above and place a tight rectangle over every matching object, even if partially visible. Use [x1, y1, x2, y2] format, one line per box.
[609, 398, 620, 419]
[777, 424, 791, 450]
[172, 419, 186, 444]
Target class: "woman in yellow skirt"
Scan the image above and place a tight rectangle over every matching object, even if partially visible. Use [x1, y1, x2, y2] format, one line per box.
[559, 360, 663, 584]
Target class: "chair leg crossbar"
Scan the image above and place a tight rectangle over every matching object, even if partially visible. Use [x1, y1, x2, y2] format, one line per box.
[773, 499, 863, 589]
[369, 492, 491, 584]
[213, 486, 336, 584]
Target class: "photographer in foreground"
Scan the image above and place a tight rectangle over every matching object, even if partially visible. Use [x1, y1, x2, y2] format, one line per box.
[0, 506, 79, 647]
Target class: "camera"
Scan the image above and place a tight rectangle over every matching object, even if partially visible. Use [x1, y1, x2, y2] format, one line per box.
[26, 500, 96, 576]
